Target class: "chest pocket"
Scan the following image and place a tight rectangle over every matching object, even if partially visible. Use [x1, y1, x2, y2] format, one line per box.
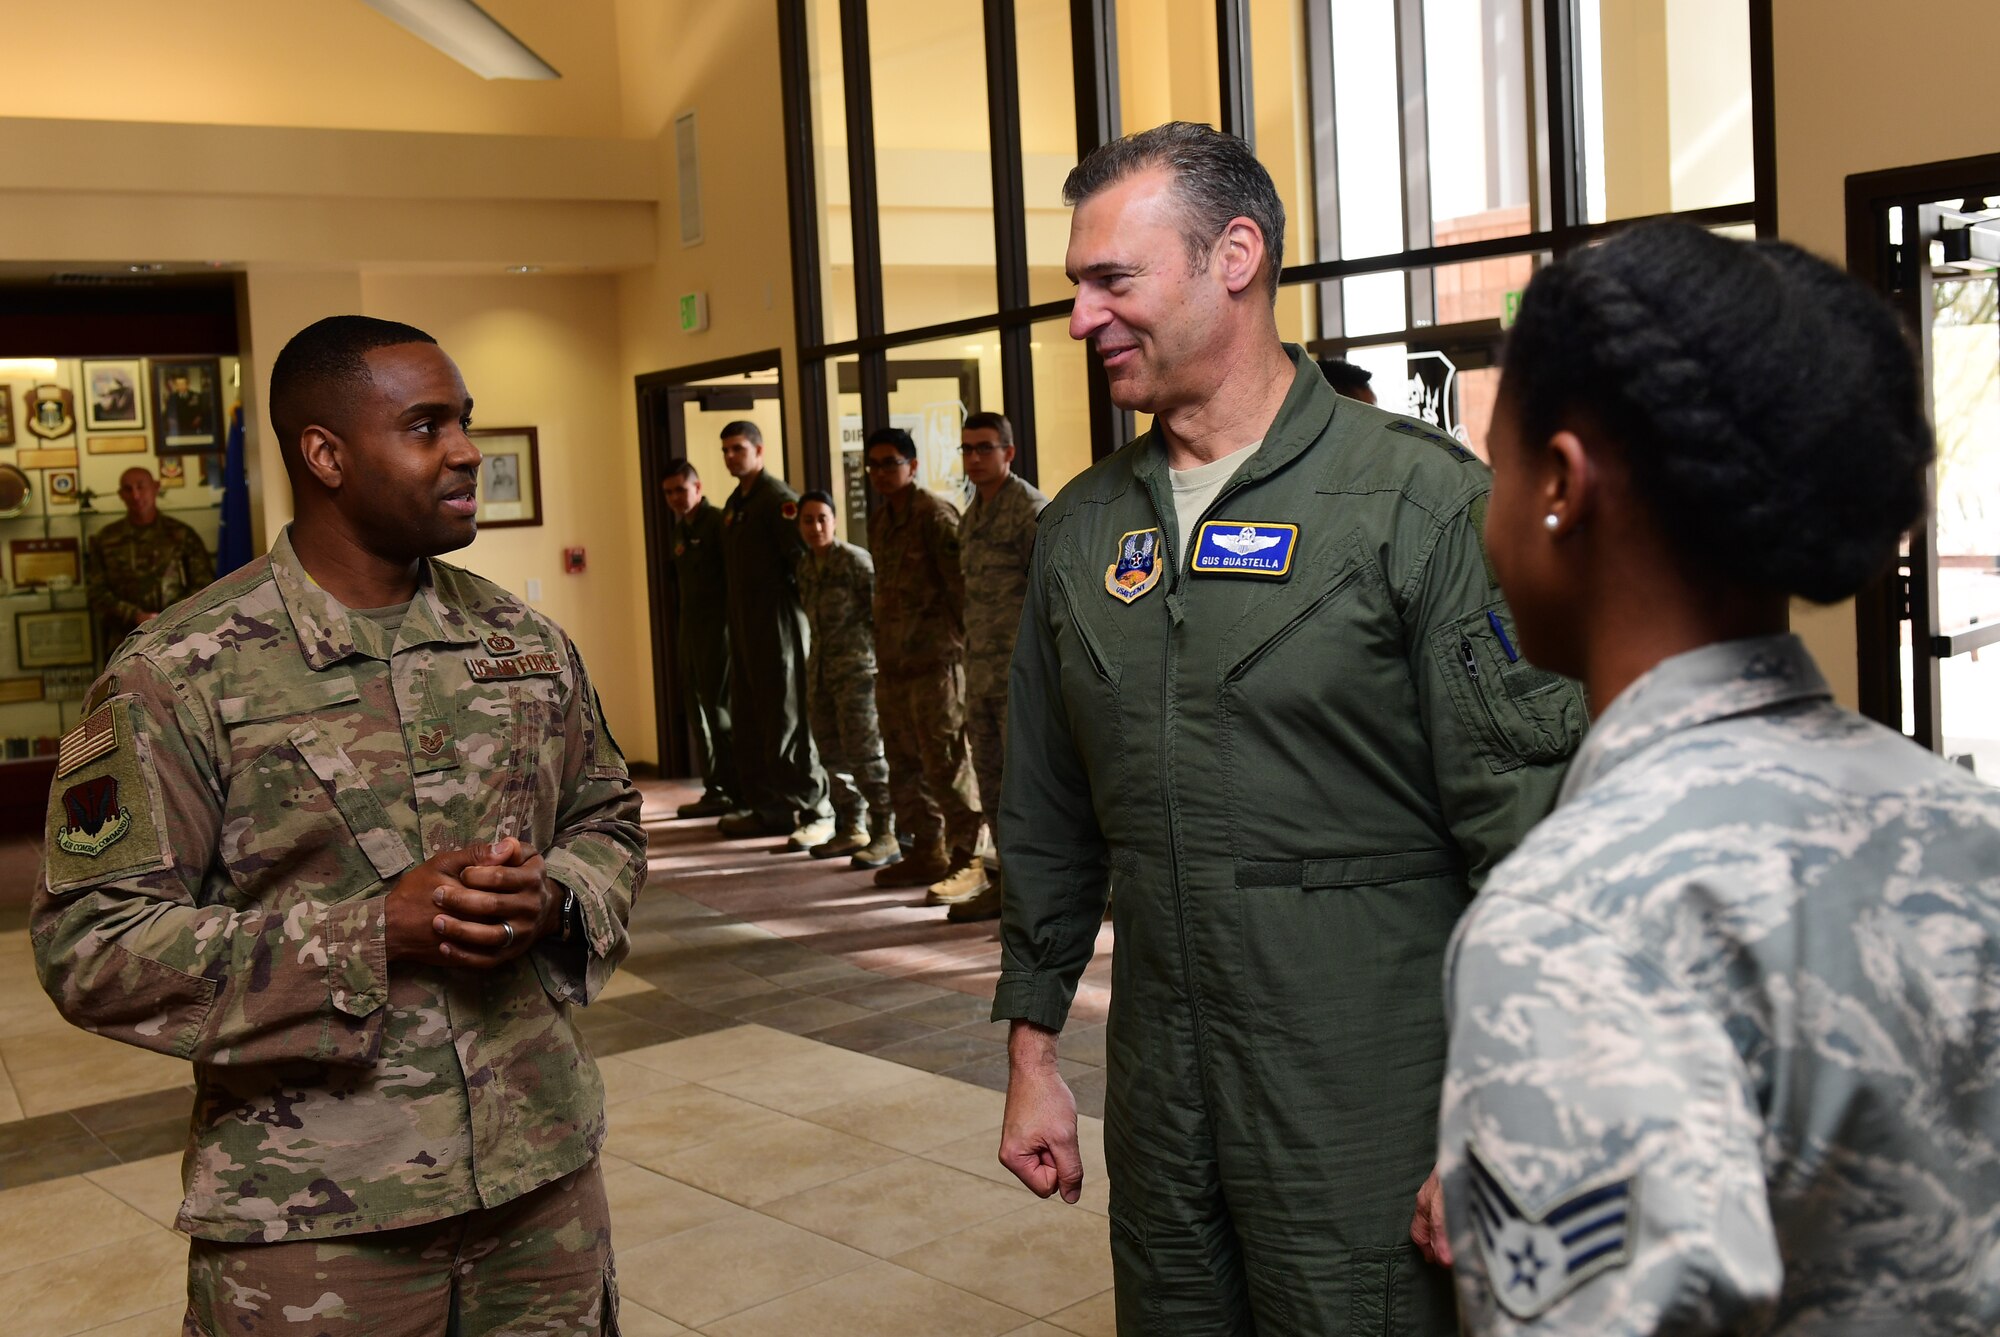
[1219, 535, 1368, 685]
[220, 676, 417, 894]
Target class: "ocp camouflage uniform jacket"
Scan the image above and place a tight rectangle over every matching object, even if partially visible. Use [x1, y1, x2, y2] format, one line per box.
[798, 539, 877, 687]
[32, 527, 645, 1244]
[1440, 634, 2000, 1334]
[959, 473, 1047, 700]
[869, 486, 963, 676]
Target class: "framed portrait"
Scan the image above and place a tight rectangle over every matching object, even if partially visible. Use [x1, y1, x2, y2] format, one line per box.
[0, 384, 13, 446]
[87, 433, 148, 456]
[16, 610, 93, 669]
[82, 359, 146, 432]
[151, 356, 223, 454]
[470, 427, 542, 529]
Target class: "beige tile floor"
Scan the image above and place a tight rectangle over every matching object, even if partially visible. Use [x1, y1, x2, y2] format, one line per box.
[0, 1023, 1116, 1337]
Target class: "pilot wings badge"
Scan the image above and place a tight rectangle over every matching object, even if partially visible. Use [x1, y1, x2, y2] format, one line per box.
[1190, 520, 1299, 577]
[1104, 527, 1163, 604]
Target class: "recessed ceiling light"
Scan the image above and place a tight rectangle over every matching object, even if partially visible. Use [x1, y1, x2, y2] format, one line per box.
[506, 265, 544, 275]
[354, 0, 559, 80]
[127, 263, 166, 273]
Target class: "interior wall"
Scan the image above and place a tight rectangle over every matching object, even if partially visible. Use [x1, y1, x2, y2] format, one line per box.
[0, 0, 624, 138]
[357, 272, 654, 765]
[1772, 0, 2000, 707]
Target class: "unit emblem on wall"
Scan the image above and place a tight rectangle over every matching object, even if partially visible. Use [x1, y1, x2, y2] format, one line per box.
[25, 385, 75, 440]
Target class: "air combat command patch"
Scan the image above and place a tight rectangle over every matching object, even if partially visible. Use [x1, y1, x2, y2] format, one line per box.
[1105, 528, 1162, 604]
[56, 775, 131, 856]
[1190, 521, 1299, 577]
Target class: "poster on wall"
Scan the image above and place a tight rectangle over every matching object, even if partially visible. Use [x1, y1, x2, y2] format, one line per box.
[82, 359, 145, 432]
[152, 357, 222, 454]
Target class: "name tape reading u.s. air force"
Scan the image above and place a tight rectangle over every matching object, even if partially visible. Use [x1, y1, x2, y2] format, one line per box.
[1190, 520, 1299, 578]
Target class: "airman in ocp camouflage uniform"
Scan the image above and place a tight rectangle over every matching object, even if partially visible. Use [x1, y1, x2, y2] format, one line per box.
[1439, 637, 2000, 1334]
[35, 317, 644, 1336]
[85, 465, 215, 662]
[935, 411, 1046, 920]
[865, 426, 982, 892]
[796, 489, 896, 867]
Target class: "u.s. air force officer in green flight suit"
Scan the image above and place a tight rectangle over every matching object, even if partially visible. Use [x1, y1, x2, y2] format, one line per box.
[994, 122, 1586, 1335]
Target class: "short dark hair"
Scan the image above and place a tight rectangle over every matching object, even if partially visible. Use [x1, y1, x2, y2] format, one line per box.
[800, 488, 836, 515]
[1503, 220, 1932, 605]
[1063, 121, 1285, 302]
[662, 459, 700, 485]
[865, 426, 917, 461]
[269, 315, 438, 463]
[1317, 358, 1373, 394]
[720, 420, 763, 446]
[962, 411, 1014, 446]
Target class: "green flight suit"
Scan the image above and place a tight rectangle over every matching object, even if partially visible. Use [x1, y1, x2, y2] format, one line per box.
[722, 470, 824, 828]
[995, 346, 1585, 1336]
[668, 497, 735, 803]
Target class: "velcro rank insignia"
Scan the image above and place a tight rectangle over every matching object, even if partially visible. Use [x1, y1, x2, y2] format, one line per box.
[1465, 1143, 1635, 1319]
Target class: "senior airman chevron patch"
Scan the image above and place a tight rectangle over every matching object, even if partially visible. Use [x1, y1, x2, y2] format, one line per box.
[56, 704, 119, 778]
[1465, 1143, 1634, 1320]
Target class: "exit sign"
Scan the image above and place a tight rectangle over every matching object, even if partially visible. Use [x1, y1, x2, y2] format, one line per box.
[1501, 289, 1523, 329]
[679, 292, 709, 334]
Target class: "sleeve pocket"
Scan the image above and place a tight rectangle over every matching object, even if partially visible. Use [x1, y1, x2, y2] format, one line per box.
[1430, 604, 1586, 772]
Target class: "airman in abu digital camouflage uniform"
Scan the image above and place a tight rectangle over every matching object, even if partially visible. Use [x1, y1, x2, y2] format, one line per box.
[1440, 223, 1999, 1335]
[795, 489, 897, 868]
[933, 411, 1045, 921]
[35, 317, 644, 1335]
[85, 465, 215, 662]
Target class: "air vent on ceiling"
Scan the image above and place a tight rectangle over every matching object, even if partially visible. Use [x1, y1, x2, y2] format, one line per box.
[676, 111, 703, 248]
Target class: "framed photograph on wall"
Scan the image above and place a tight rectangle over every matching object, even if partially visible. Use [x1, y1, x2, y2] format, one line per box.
[0, 384, 13, 446]
[82, 359, 145, 432]
[470, 427, 542, 528]
[151, 357, 223, 454]
[16, 610, 93, 669]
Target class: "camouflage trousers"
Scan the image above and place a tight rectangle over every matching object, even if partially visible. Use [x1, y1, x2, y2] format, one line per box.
[965, 688, 1006, 876]
[183, 1160, 616, 1336]
[807, 665, 892, 835]
[876, 664, 982, 860]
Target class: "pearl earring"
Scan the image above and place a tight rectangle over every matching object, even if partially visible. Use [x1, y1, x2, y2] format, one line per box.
[1543, 514, 1561, 532]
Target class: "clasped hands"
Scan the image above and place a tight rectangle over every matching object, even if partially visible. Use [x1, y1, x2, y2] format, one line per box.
[385, 836, 559, 968]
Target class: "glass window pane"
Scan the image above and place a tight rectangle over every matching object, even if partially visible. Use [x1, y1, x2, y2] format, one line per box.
[1577, 0, 1753, 222]
[1252, 0, 1317, 335]
[1117, 0, 1219, 133]
[870, 0, 997, 333]
[809, 0, 857, 344]
[1333, 336, 1500, 458]
[872, 333, 1003, 510]
[1031, 317, 1096, 495]
[1330, 0, 1403, 261]
[831, 368, 868, 544]
[1020, 0, 1080, 306]
[1423, 0, 1531, 316]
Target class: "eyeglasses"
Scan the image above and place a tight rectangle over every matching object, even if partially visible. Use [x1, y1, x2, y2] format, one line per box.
[864, 457, 906, 471]
[958, 443, 1003, 456]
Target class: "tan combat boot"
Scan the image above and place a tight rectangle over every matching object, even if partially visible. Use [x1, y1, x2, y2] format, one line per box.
[925, 860, 989, 907]
[784, 816, 835, 853]
[850, 830, 901, 870]
[874, 843, 950, 888]
[811, 828, 868, 860]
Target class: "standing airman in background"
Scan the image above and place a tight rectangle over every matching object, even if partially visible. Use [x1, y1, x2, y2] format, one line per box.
[933, 411, 1046, 922]
[795, 490, 900, 869]
[718, 420, 830, 847]
[85, 465, 215, 664]
[661, 459, 737, 818]
[865, 426, 981, 891]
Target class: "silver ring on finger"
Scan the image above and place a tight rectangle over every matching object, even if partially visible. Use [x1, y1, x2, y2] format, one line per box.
[500, 920, 516, 949]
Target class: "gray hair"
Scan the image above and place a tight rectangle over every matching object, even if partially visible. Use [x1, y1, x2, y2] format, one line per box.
[1062, 121, 1286, 303]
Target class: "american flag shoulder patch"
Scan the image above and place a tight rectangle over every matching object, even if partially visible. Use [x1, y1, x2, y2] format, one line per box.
[57, 704, 120, 778]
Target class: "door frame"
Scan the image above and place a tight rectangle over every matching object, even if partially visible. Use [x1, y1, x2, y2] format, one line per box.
[1846, 152, 2000, 749]
[634, 349, 787, 778]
